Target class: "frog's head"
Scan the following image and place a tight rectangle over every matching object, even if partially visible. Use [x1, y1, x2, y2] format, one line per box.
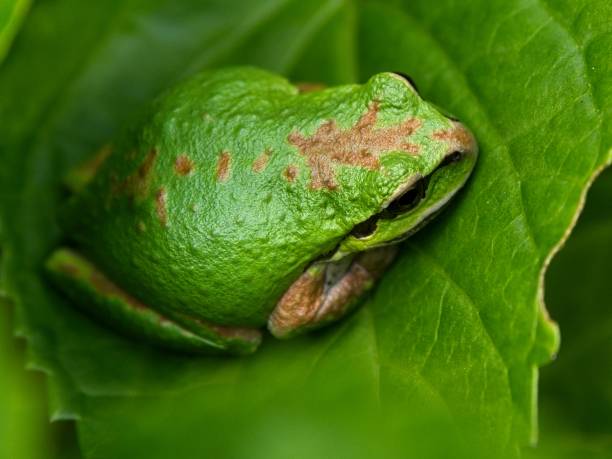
[331, 72, 478, 257]
[269, 72, 477, 338]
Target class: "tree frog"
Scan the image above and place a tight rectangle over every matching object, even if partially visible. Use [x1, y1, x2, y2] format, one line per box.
[45, 67, 477, 355]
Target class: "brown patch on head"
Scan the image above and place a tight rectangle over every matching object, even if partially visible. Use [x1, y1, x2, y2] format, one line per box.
[296, 82, 326, 93]
[155, 187, 168, 226]
[252, 148, 271, 173]
[136, 221, 147, 233]
[433, 121, 476, 154]
[113, 148, 158, 200]
[174, 154, 195, 176]
[216, 151, 231, 182]
[288, 102, 421, 190]
[283, 165, 298, 182]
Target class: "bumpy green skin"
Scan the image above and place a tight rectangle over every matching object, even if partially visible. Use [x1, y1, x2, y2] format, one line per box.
[46, 67, 476, 354]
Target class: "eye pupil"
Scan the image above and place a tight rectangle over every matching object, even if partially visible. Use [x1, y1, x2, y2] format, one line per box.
[348, 151, 463, 240]
[386, 179, 426, 215]
[350, 215, 379, 238]
[349, 179, 427, 240]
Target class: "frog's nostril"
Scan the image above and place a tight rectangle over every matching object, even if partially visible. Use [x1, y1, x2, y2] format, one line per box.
[440, 151, 463, 166]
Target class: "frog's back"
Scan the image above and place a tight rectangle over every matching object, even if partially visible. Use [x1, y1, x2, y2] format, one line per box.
[62, 67, 369, 326]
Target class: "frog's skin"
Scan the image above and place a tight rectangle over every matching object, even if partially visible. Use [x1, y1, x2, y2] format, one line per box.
[45, 67, 477, 355]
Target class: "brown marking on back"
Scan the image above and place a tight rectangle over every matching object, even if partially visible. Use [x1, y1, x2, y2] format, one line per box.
[432, 122, 476, 154]
[174, 154, 195, 176]
[137, 221, 147, 233]
[216, 151, 231, 182]
[136, 149, 157, 184]
[288, 102, 421, 190]
[113, 148, 158, 200]
[283, 165, 298, 182]
[155, 187, 168, 226]
[252, 148, 271, 173]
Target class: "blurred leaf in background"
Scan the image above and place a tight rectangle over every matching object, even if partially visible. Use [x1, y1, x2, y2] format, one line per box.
[0, 298, 81, 459]
[0, 299, 48, 459]
[0, 0, 609, 458]
[0, 0, 29, 63]
[0, 2, 76, 458]
[528, 167, 612, 458]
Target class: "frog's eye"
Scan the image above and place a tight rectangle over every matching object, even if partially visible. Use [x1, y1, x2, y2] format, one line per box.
[348, 148, 467, 240]
[392, 72, 420, 95]
[349, 215, 378, 239]
[349, 179, 426, 239]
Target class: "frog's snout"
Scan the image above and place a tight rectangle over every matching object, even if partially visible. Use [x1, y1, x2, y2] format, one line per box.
[442, 120, 478, 160]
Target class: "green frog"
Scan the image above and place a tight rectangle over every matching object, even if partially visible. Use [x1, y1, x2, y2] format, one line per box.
[46, 67, 478, 354]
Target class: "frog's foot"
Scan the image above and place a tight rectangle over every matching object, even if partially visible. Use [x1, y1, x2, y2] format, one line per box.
[45, 248, 261, 354]
[268, 246, 398, 339]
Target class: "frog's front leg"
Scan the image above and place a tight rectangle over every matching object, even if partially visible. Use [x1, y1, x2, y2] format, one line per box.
[268, 246, 398, 338]
[45, 248, 262, 354]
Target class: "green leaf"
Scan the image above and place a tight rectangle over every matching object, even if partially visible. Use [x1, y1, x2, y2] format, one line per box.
[0, 0, 609, 457]
[0, 0, 30, 64]
[0, 299, 81, 459]
[0, 300, 48, 459]
[527, 167, 612, 459]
